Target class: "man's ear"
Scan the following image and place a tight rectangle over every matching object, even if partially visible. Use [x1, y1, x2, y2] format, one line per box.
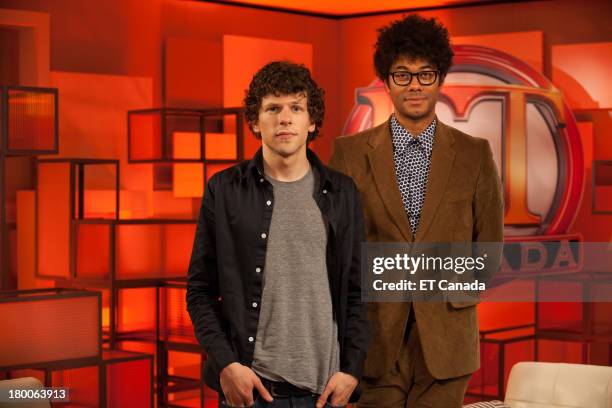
[383, 78, 391, 93]
[252, 122, 260, 133]
[308, 122, 316, 133]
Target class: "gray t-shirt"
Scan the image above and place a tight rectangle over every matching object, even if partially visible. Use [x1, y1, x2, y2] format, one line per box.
[252, 167, 340, 394]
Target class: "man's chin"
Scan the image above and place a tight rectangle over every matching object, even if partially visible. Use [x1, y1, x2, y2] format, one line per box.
[272, 145, 301, 159]
[402, 109, 433, 122]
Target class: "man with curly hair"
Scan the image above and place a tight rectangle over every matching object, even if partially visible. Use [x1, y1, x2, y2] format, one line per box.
[187, 61, 370, 408]
[330, 15, 504, 407]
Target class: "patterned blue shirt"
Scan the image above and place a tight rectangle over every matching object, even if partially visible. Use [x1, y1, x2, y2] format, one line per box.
[390, 114, 436, 237]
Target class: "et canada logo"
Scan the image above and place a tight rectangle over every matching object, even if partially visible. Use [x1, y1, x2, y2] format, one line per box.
[344, 45, 585, 276]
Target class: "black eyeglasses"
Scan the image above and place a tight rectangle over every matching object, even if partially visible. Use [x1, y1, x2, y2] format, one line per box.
[389, 70, 439, 86]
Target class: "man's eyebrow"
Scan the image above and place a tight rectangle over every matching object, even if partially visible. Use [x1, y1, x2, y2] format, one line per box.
[393, 64, 435, 71]
[262, 102, 280, 108]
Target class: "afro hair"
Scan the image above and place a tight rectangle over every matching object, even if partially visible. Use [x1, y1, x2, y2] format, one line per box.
[374, 14, 454, 83]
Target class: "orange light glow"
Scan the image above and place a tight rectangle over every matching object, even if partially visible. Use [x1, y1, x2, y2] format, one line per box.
[0, 295, 100, 367]
[173, 131, 204, 198]
[219, 0, 482, 16]
[37, 162, 71, 278]
[75, 223, 111, 278]
[117, 288, 157, 333]
[206, 132, 237, 160]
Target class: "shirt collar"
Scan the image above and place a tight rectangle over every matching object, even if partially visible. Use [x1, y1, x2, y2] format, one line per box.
[390, 114, 436, 156]
[244, 147, 333, 191]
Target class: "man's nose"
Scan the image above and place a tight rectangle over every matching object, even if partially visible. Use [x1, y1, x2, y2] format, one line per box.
[279, 106, 293, 124]
[408, 75, 422, 90]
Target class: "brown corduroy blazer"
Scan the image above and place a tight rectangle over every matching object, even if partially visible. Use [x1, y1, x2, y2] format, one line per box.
[329, 118, 504, 380]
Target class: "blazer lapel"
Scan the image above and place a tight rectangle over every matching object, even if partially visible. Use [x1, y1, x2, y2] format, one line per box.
[367, 120, 414, 242]
[415, 121, 456, 242]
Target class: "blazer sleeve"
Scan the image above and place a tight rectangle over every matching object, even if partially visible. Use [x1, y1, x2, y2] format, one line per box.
[186, 176, 238, 371]
[473, 140, 504, 283]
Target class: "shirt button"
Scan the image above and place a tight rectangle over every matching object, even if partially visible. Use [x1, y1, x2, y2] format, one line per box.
[259, 178, 264, 183]
[266, 200, 272, 206]
[261, 233, 267, 239]
[255, 267, 261, 273]
[252, 302, 258, 308]
[323, 189, 327, 194]
[248, 336, 254, 342]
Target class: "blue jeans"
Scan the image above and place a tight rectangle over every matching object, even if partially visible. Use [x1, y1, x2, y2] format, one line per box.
[219, 394, 344, 408]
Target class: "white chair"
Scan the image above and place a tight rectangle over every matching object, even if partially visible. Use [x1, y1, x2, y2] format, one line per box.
[504, 361, 612, 408]
[0, 377, 50, 408]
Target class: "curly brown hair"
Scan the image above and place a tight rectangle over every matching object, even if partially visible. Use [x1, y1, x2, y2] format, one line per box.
[374, 14, 454, 84]
[243, 61, 325, 141]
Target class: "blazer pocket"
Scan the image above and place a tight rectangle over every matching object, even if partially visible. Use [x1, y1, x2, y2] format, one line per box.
[449, 299, 480, 309]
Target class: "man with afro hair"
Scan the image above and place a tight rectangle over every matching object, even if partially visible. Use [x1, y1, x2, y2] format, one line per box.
[188, 61, 370, 408]
[330, 15, 503, 407]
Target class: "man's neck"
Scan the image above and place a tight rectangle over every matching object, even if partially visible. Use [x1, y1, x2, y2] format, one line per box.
[395, 112, 435, 137]
[262, 145, 310, 182]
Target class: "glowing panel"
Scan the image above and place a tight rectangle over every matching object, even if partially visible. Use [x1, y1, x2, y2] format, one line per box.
[37, 162, 71, 278]
[168, 350, 200, 380]
[206, 132, 237, 160]
[82, 163, 119, 219]
[75, 222, 111, 279]
[116, 224, 162, 278]
[16, 190, 42, 290]
[52, 366, 99, 406]
[163, 224, 197, 277]
[117, 287, 157, 333]
[7, 88, 57, 152]
[105, 351, 152, 408]
[552, 42, 612, 110]
[174, 163, 204, 198]
[116, 223, 195, 278]
[162, 285, 195, 340]
[129, 111, 163, 161]
[173, 131, 204, 198]
[0, 291, 100, 367]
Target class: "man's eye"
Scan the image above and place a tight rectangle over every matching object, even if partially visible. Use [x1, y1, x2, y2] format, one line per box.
[396, 72, 410, 79]
[419, 72, 434, 80]
[292, 106, 303, 112]
[267, 107, 279, 112]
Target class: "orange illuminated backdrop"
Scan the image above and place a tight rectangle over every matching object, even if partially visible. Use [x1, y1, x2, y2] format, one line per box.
[0, 0, 611, 407]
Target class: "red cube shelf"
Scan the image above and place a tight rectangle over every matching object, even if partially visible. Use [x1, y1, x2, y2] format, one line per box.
[128, 107, 244, 163]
